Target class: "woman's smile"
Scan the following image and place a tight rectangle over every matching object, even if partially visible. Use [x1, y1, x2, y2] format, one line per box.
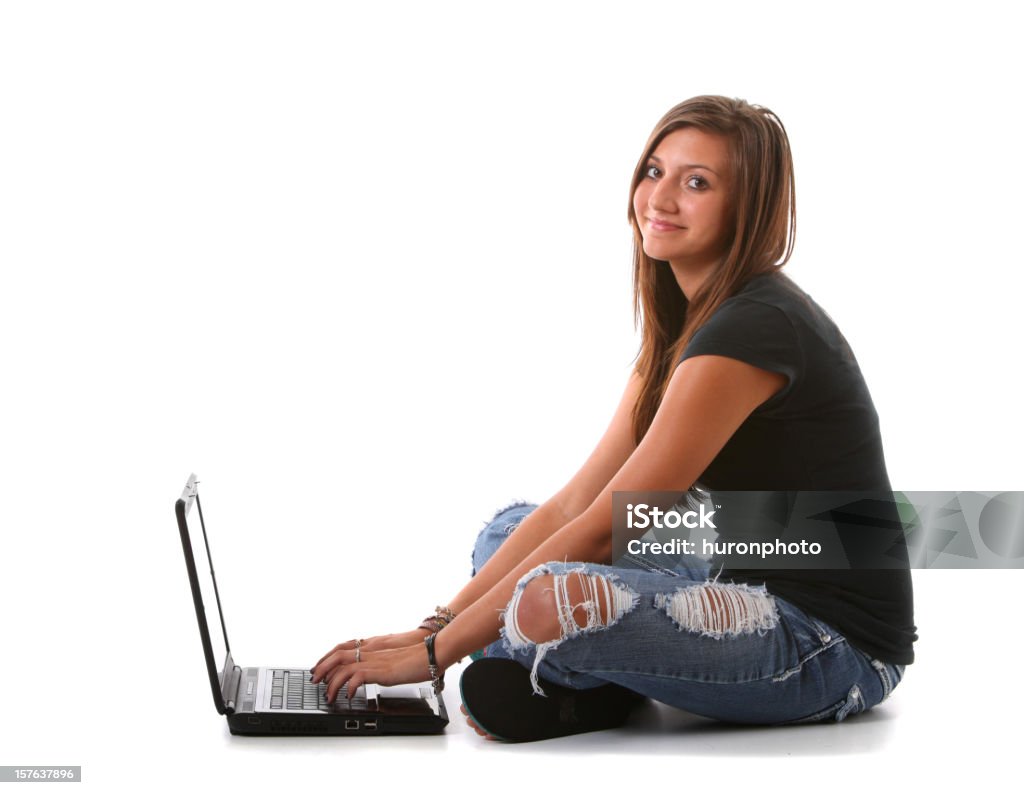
[646, 217, 685, 232]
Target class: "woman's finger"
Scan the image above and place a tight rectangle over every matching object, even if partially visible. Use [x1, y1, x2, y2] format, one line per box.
[314, 634, 395, 670]
[323, 651, 376, 702]
[311, 647, 355, 683]
[313, 640, 357, 669]
[325, 665, 361, 704]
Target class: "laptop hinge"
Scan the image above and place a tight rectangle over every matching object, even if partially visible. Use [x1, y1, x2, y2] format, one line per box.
[222, 653, 242, 714]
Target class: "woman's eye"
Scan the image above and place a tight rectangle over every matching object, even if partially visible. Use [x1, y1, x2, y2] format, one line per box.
[644, 164, 661, 179]
[687, 175, 708, 190]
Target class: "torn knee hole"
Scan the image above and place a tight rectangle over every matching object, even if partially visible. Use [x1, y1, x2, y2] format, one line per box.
[504, 571, 638, 647]
[655, 581, 779, 638]
[500, 568, 639, 696]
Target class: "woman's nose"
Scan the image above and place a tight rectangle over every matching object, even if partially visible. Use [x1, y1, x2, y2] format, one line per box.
[648, 178, 677, 212]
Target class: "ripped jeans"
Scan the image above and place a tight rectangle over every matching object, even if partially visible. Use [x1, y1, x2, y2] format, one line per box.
[470, 502, 906, 725]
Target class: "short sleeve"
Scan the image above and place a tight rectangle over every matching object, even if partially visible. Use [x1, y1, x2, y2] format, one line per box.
[679, 298, 801, 410]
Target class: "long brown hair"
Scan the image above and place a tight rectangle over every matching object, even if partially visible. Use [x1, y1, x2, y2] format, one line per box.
[628, 95, 796, 445]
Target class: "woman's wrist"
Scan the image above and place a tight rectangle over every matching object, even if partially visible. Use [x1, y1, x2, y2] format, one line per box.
[423, 632, 444, 694]
[430, 626, 472, 672]
[418, 605, 457, 634]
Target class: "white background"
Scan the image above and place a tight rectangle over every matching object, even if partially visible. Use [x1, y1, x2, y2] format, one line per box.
[1, 1, 1020, 791]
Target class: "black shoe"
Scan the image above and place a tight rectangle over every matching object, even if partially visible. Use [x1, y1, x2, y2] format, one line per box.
[459, 658, 645, 742]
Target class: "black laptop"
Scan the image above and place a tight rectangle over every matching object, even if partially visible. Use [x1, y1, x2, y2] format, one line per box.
[175, 473, 448, 735]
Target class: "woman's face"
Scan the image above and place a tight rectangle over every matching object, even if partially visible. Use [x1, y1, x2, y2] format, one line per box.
[632, 127, 733, 275]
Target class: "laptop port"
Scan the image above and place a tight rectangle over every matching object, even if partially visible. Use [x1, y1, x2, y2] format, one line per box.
[364, 721, 377, 731]
[345, 720, 359, 730]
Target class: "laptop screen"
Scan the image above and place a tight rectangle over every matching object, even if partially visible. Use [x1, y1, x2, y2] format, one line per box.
[176, 474, 232, 710]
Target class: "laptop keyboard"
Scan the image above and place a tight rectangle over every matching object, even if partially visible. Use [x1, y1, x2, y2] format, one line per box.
[268, 669, 369, 711]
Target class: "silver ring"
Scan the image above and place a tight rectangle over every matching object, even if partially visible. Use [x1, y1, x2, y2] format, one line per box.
[355, 639, 363, 663]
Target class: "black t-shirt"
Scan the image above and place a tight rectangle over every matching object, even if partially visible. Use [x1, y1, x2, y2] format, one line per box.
[678, 270, 917, 664]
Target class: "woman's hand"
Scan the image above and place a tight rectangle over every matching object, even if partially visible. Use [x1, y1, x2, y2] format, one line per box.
[311, 642, 434, 703]
[312, 628, 431, 669]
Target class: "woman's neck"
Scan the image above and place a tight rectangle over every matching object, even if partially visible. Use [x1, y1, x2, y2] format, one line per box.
[669, 259, 718, 302]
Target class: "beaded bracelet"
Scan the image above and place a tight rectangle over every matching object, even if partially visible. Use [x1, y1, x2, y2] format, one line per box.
[418, 605, 457, 634]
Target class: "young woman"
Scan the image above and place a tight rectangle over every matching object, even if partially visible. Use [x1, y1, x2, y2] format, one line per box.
[311, 95, 917, 741]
